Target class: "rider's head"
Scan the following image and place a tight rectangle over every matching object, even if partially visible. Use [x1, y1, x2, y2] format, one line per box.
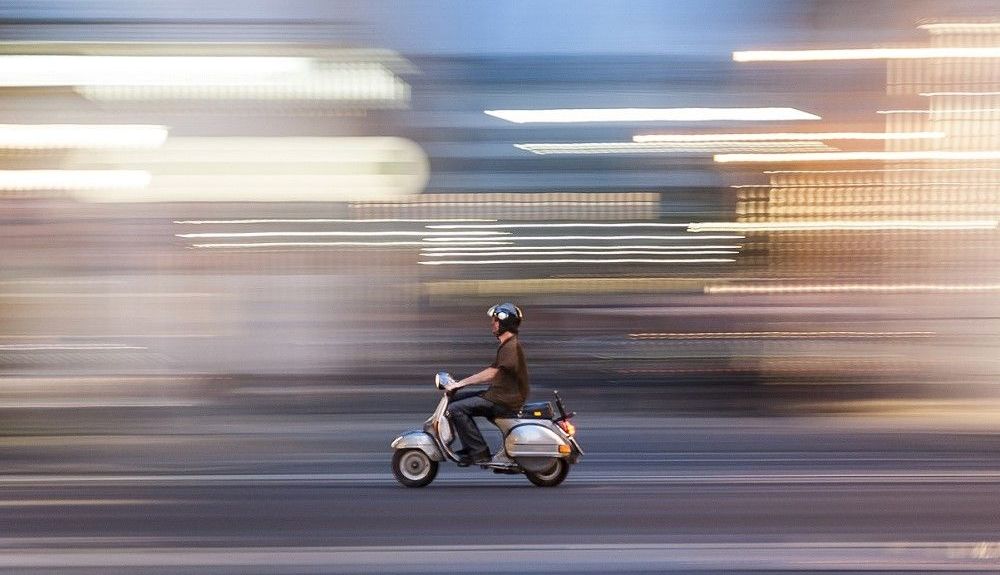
[487, 302, 522, 337]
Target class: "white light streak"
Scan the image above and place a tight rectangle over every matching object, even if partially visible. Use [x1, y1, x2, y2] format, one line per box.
[484, 108, 821, 124]
[734, 47, 1000, 62]
[191, 241, 512, 249]
[0, 55, 409, 104]
[123, 136, 427, 163]
[420, 258, 735, 266]
[0, 124, 168, 149]
[516, 141, 833, 155]
[0, 344, 146, 351]
[422, 250, 739, 257]
[421, 244, 744, 252]
[72, 136, 429, 202]
[0, 170, 150, 191]
[629, 331, 935, 339]
[414, 237, 529, 243]
[706, 283, 1000, 294]
[918, 23, 1000, 32]
[425, 223, 689, 229]
[715, 150, 1000, 163]
[733, 182, 1000, 189]
[175, 218, 496, 225]
[919, 91, 1000, 96]
[633, 131, 944, 143]
[877, 109, 1000, 114]
[764, 167, 1000, 175]
[176, 231, 506, 239]
[688, 220, 997, 232]
[0, 55, 311, 86]
[421, 234, 745, 242]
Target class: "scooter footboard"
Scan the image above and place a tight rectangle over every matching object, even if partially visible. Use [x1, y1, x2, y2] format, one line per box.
[391, 431, 444, 461]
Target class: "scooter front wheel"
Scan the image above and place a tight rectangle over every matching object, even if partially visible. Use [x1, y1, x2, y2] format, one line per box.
[392, 449, 439, 488]
[525, 458, 569, 487]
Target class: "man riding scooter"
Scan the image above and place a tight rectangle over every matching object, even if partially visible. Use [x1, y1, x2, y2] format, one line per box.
[444, 303, 529, 466]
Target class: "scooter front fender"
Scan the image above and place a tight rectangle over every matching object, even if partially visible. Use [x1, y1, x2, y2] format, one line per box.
[391, 431, 444, 461]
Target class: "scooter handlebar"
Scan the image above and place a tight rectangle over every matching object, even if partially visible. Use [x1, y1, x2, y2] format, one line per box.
[435, 372, 456, 390]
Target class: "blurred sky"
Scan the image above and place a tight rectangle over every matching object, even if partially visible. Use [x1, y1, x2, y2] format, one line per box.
[3, 0, 997, 56]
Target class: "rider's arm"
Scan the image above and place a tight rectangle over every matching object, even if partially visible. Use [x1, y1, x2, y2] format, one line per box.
[447, 366, 499, 391]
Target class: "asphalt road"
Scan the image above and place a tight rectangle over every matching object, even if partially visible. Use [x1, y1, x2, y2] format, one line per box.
[1, 413, 999, 573]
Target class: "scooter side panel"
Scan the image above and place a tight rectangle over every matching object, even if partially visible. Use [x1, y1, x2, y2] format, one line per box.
[502, 422, 567, 457]
[391, 431, 444, 461]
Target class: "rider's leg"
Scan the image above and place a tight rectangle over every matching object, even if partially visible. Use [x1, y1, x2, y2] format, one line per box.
[450, 388, 482, 402]
[446, 394, 494, 459]
[448, 389, 479, 456]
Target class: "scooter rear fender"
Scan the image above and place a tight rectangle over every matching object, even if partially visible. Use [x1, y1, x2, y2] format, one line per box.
[503, 422, 569, 458]
[391, 431, 444, 461]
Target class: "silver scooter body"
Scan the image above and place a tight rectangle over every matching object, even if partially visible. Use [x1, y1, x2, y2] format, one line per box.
[390, 372, 582, 487]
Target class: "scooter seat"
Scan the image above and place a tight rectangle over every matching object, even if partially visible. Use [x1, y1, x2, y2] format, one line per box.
[517, 401, 554, 419]
[488, 411, 519, 422]
[489, 401, 554, 422]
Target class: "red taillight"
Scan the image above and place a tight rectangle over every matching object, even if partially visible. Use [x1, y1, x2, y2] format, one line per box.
[557, 420, 576, 436]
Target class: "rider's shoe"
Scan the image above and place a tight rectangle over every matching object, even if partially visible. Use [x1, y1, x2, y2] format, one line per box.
[457, 450, 490, 467]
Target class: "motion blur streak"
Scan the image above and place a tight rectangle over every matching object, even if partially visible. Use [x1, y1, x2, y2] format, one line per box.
[3, 4, 1000, 575]
[176, 219, 497, 224]
[422, 234, 745, 241]
[634, 131, 945, 142]
[419, 258, 735, 265]
[920, 91, 1000, 96]
[764, 167, 1000, 174]
[421, 244, 744, 251]
[715, 150, 1000, 162]
[516, 141, 836, 154]
[175, 231, 507, 238]
[0, 170, 150, 190]
[421, 251, 739, 257]
[425, 222, 689, 229]
[485, 107, 822, 123]
[629, 331, 937, 339]
[191, 241, 431, 248]
[706, 283, 1000, 294]
[734, 46, 1000, 61]
[0, 124, 168, 149]
[878, 108, 1000, 113]
[0, 55, 312, 85]
[688, 220, 998, 231]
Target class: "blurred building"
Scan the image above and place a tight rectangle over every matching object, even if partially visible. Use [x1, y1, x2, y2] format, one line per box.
[717, 20, 1000, 402]
[1, 12, 998, 414]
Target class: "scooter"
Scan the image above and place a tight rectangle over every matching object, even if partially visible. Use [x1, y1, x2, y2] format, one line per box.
[391, 372, 582, 487]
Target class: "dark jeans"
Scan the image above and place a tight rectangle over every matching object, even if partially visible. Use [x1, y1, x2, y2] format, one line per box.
[446, 389, 508, 456]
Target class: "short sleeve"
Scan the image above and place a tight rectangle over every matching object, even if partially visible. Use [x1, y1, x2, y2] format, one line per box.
[493, 343, 518, 373]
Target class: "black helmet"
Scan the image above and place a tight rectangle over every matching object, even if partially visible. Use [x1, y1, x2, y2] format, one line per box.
[487, 302, 523, 335]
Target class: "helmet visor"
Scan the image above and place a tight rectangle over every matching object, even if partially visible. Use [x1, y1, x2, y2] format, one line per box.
[487, 305, 509, 320]
[487, 303, 520, 322]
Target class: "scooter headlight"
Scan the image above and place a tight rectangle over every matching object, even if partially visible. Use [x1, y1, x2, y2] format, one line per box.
[435, 372, 453, 390]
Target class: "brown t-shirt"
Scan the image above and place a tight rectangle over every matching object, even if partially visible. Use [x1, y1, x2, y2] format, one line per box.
[483, 336, 529, 411]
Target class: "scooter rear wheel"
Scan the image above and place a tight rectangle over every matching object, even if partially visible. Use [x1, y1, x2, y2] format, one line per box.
[392, 449, 439, 487]
[525, 458, 569, 487]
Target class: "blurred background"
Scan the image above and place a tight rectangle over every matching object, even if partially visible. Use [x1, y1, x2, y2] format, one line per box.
[2, 0, 998, 417]
[2, 1, 1000, 573]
